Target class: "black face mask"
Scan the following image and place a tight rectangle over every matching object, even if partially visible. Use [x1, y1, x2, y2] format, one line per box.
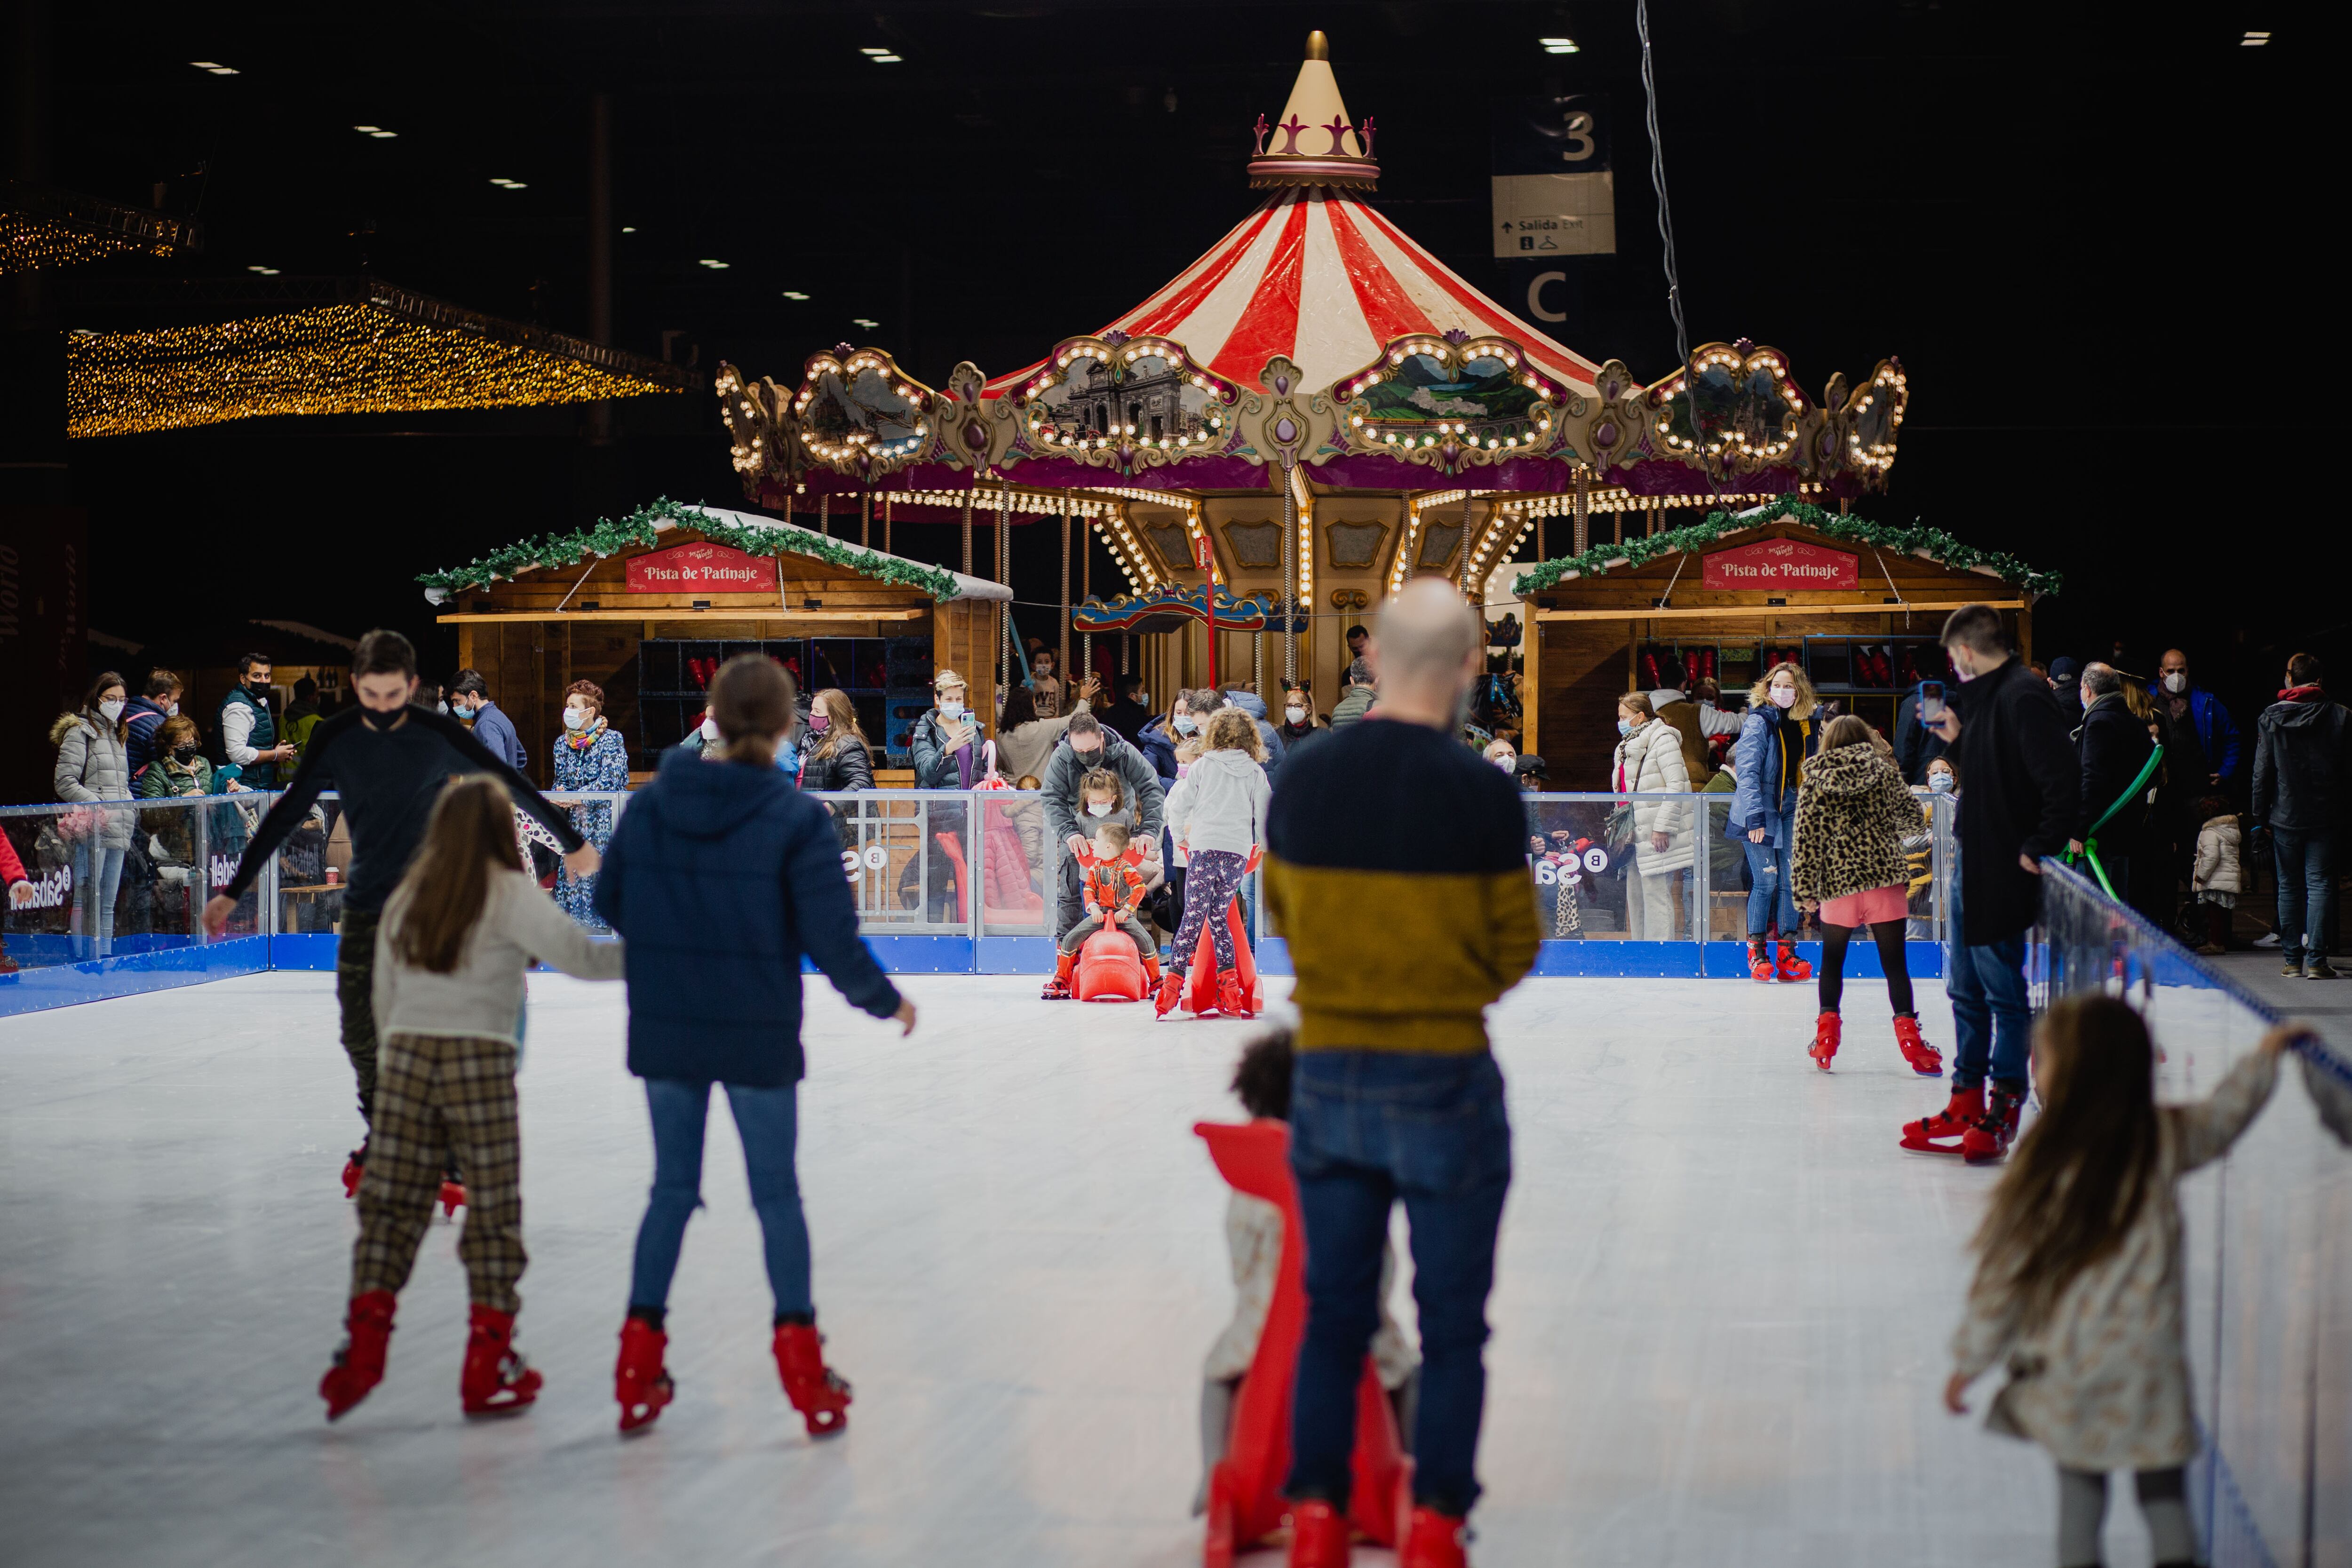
[172, 745, 198, 763]
[1071, 747, 1101, 765]
[246, 680, 270, 699]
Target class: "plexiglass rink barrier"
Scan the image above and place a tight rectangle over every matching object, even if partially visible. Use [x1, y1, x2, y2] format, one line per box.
[2037, 859, 2352, 1568]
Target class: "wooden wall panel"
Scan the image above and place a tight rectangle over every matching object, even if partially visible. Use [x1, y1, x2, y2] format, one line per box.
[1536, 621, 1631, 789]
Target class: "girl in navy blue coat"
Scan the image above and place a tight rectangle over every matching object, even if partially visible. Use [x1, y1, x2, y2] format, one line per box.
[595, 654, 916, 1436]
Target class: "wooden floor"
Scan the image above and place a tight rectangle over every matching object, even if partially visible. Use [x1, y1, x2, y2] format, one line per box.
[3, 968, 2186, 1568]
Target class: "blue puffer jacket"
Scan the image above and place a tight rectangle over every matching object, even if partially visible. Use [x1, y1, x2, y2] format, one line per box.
[596, 748, 901, 1086]
[1724, 704, 1820, 846]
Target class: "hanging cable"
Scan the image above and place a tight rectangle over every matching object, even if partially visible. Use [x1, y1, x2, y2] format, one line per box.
[1636, 0, 1728, 507]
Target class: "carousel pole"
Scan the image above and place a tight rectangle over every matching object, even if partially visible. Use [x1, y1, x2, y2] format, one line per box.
[1080, 504, 1092, 689]
[996, 484, 1012, 695]
[1459, 489, 1475, 598]
[860, 488, 871, 548]
[960, 476, 974, 575]
[1280, 458, 1298, 685]
[1537, 501, 1546, 564]
[883, 494, 892, 555]
[1058, 493, 1072, 698]
[819, 493, 830, 538]
[1573, 467, 1590, 554]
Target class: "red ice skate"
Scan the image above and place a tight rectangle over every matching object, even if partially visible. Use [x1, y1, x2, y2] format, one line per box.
[1400, 1506, 1471, 1568]
[1891, 1014, 1942, 1076]
[1808, 1012, 1840, 1071]
[773, 1321, 851, 1437]
[1154, 969, 1187, 1019]
[341, 1143, 367, 1199]
[1961, 1085, 2025, 1165]
[1287, 1498, 1352, 1568]
[614, 1316, 674, 1434]
[438, 1178, 467, 1218]
[1747, 939, 1774, 982]
[1900, 1084, 1984, 1153]
[319, 1289, 396, 1421]
[1773, 941, 1811, 983]
[1216, 970, 1255, 1020]
[461, 1305, 542, 1416]
[1041, 951, 1075, 1000]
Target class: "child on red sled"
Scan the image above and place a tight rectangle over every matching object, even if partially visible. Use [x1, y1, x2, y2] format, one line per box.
[1159, 708, 1271, 1019]
[1044, 817, 1162, 998]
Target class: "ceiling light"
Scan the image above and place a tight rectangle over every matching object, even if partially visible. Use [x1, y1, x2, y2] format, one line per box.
[354, 125, 397, 137]
[247, 265, 279, 275]
[782, 290, 810, 301]
[859, 47, 890, 55]
[2241, 29, 2270, 43]
[851, 317, 878, 328]
[699, 258, 730, 269]
[871, 53, 902, 62]
[1541, 37, 1580, 53]
[489, 178, 527, 189]
[621, 225, 636, 233]
[190, 61, 240, 75]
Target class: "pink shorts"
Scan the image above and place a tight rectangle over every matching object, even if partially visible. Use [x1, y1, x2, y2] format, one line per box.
[1818, 883, 1909, 928]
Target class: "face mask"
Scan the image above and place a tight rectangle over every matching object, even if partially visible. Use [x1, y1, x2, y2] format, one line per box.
[1176, 761, 1192, 780]
[1134, 691, 1149, 708]
[1284, 706, 1306, 724]
[166, 702, 179, 717]
[1035, 665, 1054, 680]
[1494, 755, 1516, 772]
[247, 686, 269, 704]
[1173, 714, 1198, 735]
[99, 699, 126, 723]
[436, 701, 449, 715]
[1072, 746, 1100, 765]
[700, 717, 720, 742]
[563, 708, 590, 732]
[1616, 718, 1633, 737]
[1928, 772, 1955, 793]
[1770, 686, 1797, 709]
[938, 700, 965, 721]
[2162, 671, 2186, 694]
[172, 744, 199, 763]
[809, 711, 830, 733]
[1085, 801, 1113, 818]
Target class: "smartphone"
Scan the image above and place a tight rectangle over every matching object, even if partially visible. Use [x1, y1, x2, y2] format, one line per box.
[1919, 680, 1946, 723]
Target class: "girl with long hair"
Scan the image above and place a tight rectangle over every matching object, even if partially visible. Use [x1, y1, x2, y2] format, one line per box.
[319, 774, 625, 1423]
[1790, 715, 1941, 1075]
[797, 687, 876, 792]
[1725, 661, 1820, 981]
[52, 670, 133, 959]
[1947, 996, 2304, 1568]
[596, 653, 915, 1436]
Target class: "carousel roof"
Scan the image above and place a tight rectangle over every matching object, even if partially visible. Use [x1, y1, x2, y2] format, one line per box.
[981, 183, 1603, 402]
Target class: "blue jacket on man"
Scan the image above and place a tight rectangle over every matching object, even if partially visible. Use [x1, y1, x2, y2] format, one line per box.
[467, 699, 528, 772]
[2169, 685, 2243, 787]
[595, 747, 901, 1086]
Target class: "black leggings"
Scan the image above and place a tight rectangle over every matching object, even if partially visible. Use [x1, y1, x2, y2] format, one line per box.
[1817, 920, 1913, 1015]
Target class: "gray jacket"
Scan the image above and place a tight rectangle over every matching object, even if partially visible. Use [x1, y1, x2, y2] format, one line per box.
[53, 712, 135, 849]
[1331, 685, 1378, 728]
[1041, 728, 1166, 853]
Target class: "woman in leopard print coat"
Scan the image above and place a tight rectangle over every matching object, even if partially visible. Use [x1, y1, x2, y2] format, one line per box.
[1790, 716, 1941, 1075]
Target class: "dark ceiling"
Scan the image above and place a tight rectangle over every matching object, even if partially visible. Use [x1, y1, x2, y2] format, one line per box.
[28, 0, 2319, 693]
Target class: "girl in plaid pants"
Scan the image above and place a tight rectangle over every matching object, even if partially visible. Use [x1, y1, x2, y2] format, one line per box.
[319, 775, 625, 1422]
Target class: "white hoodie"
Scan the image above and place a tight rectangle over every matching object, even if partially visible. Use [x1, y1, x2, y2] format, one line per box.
[1168, 746, 1270, 860]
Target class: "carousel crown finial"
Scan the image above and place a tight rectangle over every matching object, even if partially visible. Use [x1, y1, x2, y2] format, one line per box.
[1246, 30, 1379, 192]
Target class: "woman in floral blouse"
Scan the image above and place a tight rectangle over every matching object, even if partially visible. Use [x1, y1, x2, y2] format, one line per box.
[552, 679, 630, 923]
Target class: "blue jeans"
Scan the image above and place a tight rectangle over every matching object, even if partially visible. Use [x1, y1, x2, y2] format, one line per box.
[628, 1078, 813, 1318]
[1945, 873, 2032, 1091]
[76, 844, 125, 960]
[1287, 1051, 1510, 1517]
[2273, 828, 2337, 961]
[1743, 827, 1797, 939]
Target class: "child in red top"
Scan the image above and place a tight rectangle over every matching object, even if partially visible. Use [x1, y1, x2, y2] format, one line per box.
[1046, 819, 1162, 997]
[0, 828, 32, 974]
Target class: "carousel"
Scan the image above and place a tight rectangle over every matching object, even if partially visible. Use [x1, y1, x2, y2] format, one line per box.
[713, 30, 1970, 785]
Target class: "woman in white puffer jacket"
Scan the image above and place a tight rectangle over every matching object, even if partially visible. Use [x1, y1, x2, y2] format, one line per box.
[1612, 691, 1693, 940]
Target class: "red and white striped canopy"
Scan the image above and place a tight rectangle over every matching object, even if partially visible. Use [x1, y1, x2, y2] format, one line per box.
[985, 186, 1604, 399]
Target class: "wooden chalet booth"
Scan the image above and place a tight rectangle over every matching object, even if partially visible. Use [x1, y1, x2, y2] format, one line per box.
[1517, 499, 2058, 790]
[419, 500, 1011, 787]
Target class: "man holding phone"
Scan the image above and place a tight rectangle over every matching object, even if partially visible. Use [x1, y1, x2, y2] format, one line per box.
[1896, 671, 1954, 785]
[1899, 605, 2077, 1165]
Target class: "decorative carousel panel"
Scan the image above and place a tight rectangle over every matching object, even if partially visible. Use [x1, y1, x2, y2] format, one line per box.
[1074, 583, 1276, 637]
[1330, 332, 1578, 472]
[1137, 518, 1199, 576]
[791, 345, 938, 479]
[1222, 520, 1286, 570]
[715, 360, 802, 505]
[1321, 518, 1388, 571]
[1415, 520, 1464, 571]
[1010, 333, 1242, 474]
[1831, 357, 1907, 483]
[1645, 340, 1807, 475]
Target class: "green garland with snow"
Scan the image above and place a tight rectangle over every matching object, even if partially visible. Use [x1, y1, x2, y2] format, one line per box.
[1509, 495, 2061, 599]
[416, 496, 966, 603]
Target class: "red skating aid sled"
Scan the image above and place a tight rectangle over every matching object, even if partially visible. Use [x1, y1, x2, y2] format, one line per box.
[1193, 1119, 1408, 1568]
[1074, 924, 1149, 1002]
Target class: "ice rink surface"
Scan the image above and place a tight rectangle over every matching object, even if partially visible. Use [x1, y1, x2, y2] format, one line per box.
[1, 970, 2173, 1568]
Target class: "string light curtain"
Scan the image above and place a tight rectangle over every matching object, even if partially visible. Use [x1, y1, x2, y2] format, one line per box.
[3, 183, 198, 275]
[66, 285, 687, 438]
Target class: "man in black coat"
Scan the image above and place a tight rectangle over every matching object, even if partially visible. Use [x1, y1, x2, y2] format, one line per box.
[1901, 604, 2078, 1165]
[2069, 662, 2156, 903]
[1097, 673, 1158, 750]
[2253, 651, 2352, 977]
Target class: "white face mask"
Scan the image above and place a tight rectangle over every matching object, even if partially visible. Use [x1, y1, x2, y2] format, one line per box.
[1134, 691, 1149, 708]
[938, 700, 965, 721]
[563, 708, 591, 732]
[1929, 772, 1955, 793]
[1493, 755, 1516, 772]
[99, 699, 126, 723]
[2162, 671, 2186, 694]
[166, 702, 179, 717]
[1173, 714, 1198, 735]
[1770, 685, 1797, 709]
[700, 717, 720, 741]
[1284, 706, 1306, 724]
[437, 701, 450, 716]
[1086, 801, 1113, 818]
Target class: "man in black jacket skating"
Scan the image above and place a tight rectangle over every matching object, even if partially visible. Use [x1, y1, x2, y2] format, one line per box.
[1900, 605, 2078, 1164]
[2253, 652, 2351, 978]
